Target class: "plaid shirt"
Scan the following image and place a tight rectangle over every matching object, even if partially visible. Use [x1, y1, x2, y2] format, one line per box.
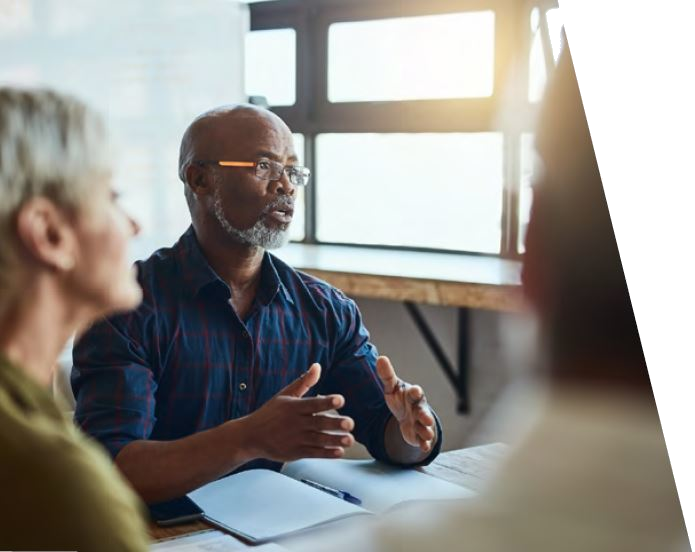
[72, 227, 441, 471]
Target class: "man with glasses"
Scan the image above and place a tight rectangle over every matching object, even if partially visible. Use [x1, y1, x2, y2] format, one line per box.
[71, 105, 441, 503]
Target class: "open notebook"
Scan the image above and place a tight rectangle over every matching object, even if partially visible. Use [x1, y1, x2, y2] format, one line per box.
[188, 459, 474, 543]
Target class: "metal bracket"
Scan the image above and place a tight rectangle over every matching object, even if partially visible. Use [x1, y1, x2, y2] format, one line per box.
[404, 302, 470, 413]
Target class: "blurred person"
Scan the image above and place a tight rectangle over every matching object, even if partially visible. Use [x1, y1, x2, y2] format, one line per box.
[0, 88, 149, 551]
[294, 46, 690, 551]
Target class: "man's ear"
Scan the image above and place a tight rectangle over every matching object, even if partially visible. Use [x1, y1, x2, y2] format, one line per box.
[185, 163, 213, 198]
[15, 197, 78, 273]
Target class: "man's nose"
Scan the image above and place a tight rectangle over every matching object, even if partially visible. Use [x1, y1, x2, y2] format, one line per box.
[273, 170, 296, 196]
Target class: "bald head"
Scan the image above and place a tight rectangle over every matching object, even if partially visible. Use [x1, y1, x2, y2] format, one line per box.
[523, 47, 645, 382]
[178, 104, 298, 250]
[178, 104, 293, 186]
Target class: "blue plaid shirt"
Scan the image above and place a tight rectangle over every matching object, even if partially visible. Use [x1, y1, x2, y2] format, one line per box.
[72, 227, 441, 471]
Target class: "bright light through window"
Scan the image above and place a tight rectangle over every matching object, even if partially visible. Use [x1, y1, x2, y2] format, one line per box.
[316, 133, 504, 253]
[528, 8, 546, 103]
[328, 11, 495, 102]
[289, 134, 305, 242]
[518, 133, 539, 253]
[245, 28, 296, 106]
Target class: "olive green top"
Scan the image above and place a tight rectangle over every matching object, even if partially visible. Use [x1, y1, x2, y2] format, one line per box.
[0, 355, 150, 551]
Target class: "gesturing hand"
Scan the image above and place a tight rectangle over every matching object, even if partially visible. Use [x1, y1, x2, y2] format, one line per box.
[242, 363, 355, 462]
[376, 356, 436, 453]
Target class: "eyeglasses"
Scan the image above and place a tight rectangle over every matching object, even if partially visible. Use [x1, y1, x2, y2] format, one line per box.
[194, 158, 310, 187]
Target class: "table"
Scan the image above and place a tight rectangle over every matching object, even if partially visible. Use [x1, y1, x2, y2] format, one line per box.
[150, 443, 508, 543]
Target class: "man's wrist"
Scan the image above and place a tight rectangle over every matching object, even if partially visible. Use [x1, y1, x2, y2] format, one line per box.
[382, 408, 442, 467]
[384, 415, 428, 465]
[218, 416, 260, 467]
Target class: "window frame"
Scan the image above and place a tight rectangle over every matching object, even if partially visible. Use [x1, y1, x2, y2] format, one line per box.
[249, 0, 559, 258]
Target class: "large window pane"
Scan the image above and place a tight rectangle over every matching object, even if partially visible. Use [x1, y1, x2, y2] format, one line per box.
[328, 12, 495, 103]
[316, 133, 503, 253]
[245, 28, 296, 106]
[289, 134, 305, 242]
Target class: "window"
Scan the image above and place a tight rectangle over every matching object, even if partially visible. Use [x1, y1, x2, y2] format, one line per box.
[289, 133, 306, 242]
[328, 12, 495, 102]
[245, 28, 296, 106]
[528, 9, 548, 104]
[518, 133, 538, 253]
[316, 133, 503, 253]
[250, 0, 561, 257]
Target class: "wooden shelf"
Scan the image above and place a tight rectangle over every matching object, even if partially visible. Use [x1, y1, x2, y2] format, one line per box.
[274, 244, 524, 312]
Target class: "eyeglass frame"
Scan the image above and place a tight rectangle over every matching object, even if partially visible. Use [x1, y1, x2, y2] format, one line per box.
[193, 158, 311, 187]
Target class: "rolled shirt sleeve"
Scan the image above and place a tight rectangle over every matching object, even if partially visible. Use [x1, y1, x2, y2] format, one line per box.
[71, 309, 158, 460]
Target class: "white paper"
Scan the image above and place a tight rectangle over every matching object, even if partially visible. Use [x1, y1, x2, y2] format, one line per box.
[421, 443, 508, 492]
[281, 458, 475, 513]
[188, 469, 367, 542]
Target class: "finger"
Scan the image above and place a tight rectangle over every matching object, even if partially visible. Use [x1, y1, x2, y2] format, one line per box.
[307, 431, 354, 448]
[416, 406, 434, 427]
[279, 363, 321, 398]
[299, 446, 345, 459]
[407, 385, 424, 406]
[416, 435, 433, 453]
[414, 422, 435, 442]
[297, 394, 345, 414]
[376, 356, 399, 393]
[312, 414, 355, 432]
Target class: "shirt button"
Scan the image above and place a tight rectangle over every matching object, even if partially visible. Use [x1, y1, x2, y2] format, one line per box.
[239, 382, 247, 391]
[242, 331, 249, 339]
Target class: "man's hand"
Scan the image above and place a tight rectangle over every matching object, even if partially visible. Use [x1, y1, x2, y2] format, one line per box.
[377, 356, 436, 453]
[240, 363, 355, 461]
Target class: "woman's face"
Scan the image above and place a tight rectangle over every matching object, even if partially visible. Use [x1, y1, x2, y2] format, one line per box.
[66, 175, 142, 320]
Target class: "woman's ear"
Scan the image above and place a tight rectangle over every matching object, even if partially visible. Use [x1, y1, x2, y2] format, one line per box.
[15, 197, 78, 273]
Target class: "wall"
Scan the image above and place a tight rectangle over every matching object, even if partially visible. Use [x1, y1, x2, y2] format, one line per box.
[0, 0, 248, 260]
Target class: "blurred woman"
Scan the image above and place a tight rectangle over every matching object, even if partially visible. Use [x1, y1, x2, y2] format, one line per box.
[0, 88, 149, 551]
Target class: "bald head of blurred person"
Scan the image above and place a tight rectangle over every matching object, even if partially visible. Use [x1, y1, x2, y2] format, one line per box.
[295, 45, 689, 552]
[522, 50, 650, 390]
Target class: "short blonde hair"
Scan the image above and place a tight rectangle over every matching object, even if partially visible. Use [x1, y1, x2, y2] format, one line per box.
[0, 88, 110, 309]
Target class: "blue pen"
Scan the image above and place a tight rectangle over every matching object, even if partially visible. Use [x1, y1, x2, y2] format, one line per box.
[300, 478, 362, 506]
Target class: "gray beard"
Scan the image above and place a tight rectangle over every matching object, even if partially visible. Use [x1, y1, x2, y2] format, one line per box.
[213, 187, 291, 250]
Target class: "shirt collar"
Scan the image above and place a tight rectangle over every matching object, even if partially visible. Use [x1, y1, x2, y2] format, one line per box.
[176, 226, 293, 307]
[268, 253, 295, 306]
[177, 226, 222, 298]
